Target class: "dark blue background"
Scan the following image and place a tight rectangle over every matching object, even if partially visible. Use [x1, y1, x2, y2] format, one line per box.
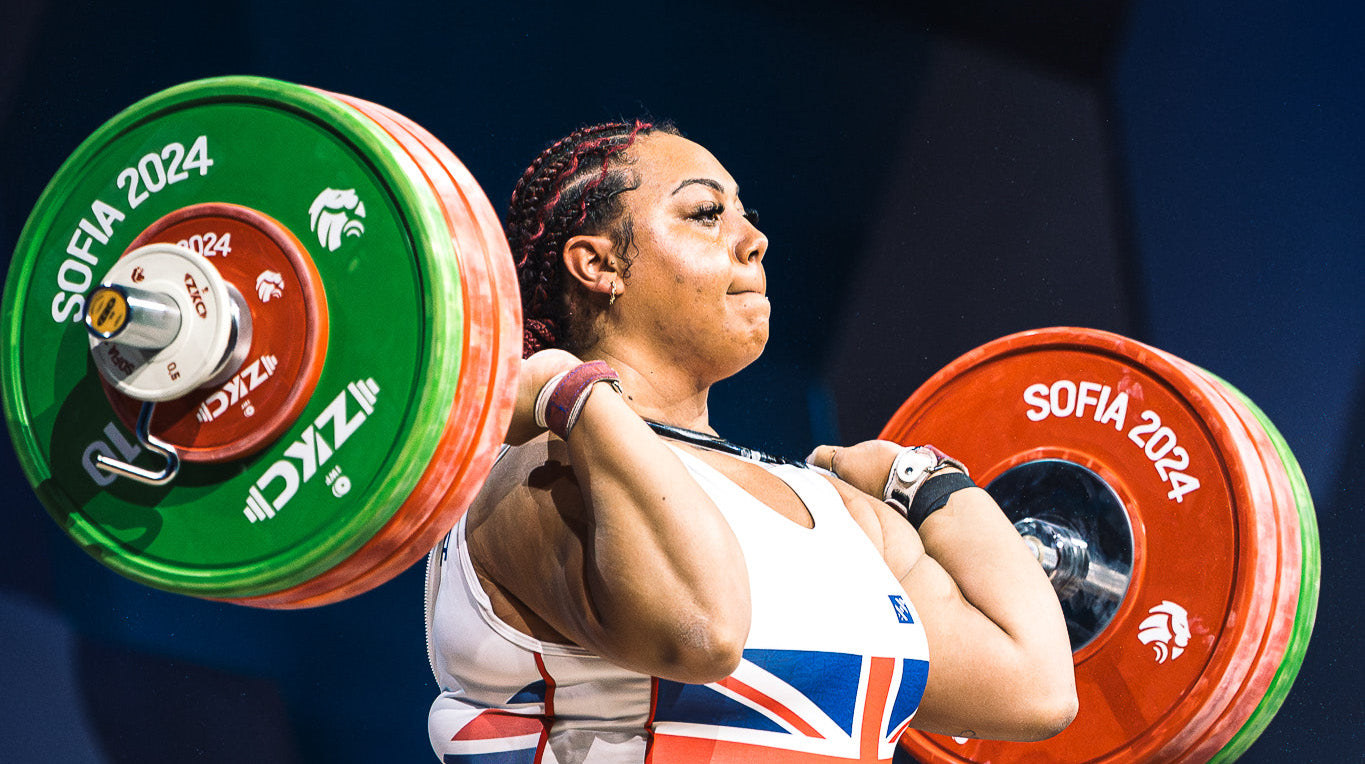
[2, 0, 1360, 761]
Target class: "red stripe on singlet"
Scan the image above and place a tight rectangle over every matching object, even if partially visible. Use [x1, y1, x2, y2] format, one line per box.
[858, 657, 895, 760]
[715, 675, 824, 738]
[533, 653, 557, 763]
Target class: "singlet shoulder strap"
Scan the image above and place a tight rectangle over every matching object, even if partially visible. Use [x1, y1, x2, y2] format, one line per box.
[768, 462, 860, 528]
[667, 444, 859, 532]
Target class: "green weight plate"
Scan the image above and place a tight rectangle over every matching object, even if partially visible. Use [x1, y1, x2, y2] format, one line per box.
[1199, 372, 1320, 764]
[1, 76, 464, 599]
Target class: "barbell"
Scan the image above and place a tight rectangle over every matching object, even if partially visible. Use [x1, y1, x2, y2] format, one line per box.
[0, 77, 1318, 762]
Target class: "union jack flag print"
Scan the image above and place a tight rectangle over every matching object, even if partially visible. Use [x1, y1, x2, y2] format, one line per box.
[649, 648, 929, 762]
[441, 708, 546, 763]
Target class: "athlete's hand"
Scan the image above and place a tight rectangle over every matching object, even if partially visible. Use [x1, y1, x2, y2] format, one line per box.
[505, 348, 583, 446]
[806, 439, 904, 499]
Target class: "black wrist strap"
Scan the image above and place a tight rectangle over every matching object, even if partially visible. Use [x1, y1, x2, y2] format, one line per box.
[906, 472, 977, 528]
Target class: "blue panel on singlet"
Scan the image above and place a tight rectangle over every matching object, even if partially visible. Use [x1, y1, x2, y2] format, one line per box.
[507, 680, 547, 705]
[885, 658, 929, 738]
[444, 750, 536, 764]
[654, 649, 867, 737]
[743, 648, 863, 736]
[654, 678, 788, 734]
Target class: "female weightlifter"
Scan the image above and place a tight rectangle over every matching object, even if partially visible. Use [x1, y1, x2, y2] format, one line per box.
[425, 121, 1078, 763]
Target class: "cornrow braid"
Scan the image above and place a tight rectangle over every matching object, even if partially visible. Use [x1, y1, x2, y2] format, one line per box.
[508, 119, 680, 358]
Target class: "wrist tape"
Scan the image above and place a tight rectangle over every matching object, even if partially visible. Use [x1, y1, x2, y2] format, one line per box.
[904, 471, 977, 528]
[883, 445, 975, 528]
[537, 361, 621, 440]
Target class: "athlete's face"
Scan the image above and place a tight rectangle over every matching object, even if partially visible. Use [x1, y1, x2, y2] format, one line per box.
[611, 133, 770, 382]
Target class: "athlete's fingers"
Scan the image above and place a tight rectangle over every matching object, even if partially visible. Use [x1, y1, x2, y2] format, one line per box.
[805, 444, 840, 473]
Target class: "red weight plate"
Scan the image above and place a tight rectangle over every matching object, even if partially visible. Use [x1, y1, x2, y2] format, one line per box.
[1156, 356, 1302, 763]
[885, 328, 1280, 764]
[232, 92, 517, 608]
[271, 94, 500, 605]
[231, 95, 486, 606]
[342, 94, 503, 505]
[108, 203, 328, 461]
[266, 95, 522, 609]
[1124, 355, 1285, 762]
[357, 100, 520, 537]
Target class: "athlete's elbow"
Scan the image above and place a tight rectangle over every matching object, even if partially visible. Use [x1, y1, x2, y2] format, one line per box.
[664, 646, 744, 685]
[1048, 690, 1080, 738]
[1004, 618, 1078, 739]
[1009, 681, 1078, 741]
[655, 615, 748, 684]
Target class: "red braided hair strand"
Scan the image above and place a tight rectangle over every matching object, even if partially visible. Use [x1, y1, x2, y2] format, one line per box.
[507, 120, 677, 358]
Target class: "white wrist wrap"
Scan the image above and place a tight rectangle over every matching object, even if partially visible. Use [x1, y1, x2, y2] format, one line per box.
[533, 370, 570, 430]
[883, 446, 969, 516]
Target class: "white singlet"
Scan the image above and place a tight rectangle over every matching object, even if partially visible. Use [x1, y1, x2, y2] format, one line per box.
[426, 446, 931, 763]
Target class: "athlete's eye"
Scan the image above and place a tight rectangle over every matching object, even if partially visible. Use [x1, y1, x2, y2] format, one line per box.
[689, 202, 724, 225]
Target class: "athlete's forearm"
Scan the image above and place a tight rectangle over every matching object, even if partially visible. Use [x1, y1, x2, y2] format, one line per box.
[915, 485, 1077, 735]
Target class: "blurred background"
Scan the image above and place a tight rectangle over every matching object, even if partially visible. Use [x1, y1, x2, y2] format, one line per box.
[1, 0, 1360, 761]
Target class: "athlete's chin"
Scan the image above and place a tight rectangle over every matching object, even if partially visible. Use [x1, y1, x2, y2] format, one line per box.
[734, 312, 770, 345]
[710, 329, 769, 381]
[753, 324, 771, 349]
[737, 326, 770, 366]
[732, 297, 770, 329]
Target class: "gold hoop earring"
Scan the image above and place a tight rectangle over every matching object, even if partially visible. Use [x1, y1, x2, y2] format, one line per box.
[608, 280, 618, 307]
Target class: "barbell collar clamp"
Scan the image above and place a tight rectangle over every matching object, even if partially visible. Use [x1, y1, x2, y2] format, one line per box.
[87, 243, 239, 402]
[94, 401, 181, 486]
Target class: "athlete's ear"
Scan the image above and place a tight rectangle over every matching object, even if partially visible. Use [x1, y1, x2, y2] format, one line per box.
[562, 235, 620, 297]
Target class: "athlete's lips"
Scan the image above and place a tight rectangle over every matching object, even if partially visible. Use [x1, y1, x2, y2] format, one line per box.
[726, 283, 766, 296]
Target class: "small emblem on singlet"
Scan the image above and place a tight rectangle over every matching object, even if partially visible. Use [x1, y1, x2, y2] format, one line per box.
[889, 595, 915, 624]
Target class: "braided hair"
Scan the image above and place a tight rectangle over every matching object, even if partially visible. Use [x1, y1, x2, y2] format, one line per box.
[508, 120, 680, 358]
